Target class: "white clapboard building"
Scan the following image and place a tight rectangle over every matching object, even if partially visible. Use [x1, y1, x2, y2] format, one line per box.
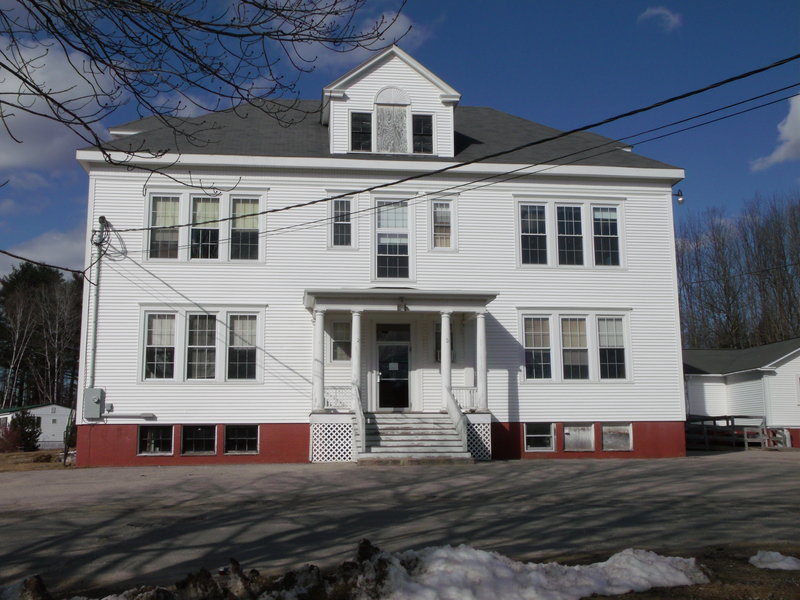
[75, 47, 686, 466]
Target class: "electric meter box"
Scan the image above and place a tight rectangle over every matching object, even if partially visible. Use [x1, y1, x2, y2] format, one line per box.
[83, 388, 106, 419]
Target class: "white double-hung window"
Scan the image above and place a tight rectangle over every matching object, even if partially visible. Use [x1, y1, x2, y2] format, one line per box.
[521, 311, 629, 382]
[376, 199, 410, 279]
[431, 200, 454, 250]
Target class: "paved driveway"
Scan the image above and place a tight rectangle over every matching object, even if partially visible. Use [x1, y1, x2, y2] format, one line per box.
[1, 452, 798, 595]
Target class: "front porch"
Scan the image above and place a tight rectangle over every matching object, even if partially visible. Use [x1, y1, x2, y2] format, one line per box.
[304, 288, 496, 462]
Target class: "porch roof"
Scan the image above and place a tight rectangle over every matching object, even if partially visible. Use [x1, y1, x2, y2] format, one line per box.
[303, 288, 497, 313]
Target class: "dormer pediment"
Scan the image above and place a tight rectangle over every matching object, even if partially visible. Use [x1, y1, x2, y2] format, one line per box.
[322, 46, 461, 157]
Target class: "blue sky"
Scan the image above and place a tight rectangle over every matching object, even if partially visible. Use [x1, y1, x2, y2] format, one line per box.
[1, 0, 798, 275]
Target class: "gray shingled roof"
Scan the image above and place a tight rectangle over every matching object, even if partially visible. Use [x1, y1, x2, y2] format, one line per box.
[97, 100, 678, 170]
[683, 338, 800, 375]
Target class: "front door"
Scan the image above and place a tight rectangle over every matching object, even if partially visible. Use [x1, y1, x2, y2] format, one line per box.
[376, 324, 411, 410]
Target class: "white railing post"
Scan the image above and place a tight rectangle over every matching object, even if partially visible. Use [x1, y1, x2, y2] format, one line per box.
[476, 312, 488, 411]
[440, 311, 452, 411]
[312, 309, 325, 412]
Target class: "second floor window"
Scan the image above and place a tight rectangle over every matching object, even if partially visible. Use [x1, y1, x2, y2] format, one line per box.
[557, 206, 583, 265]
[191, 197, 219, 259]
[231, 198, 259, 260]
[149, 196, 179, 259]
[376, 200, 409, 279]
[432, 201, 452, 249]
[593, 207, 620, 266]
[332, 198, 352, 246]
[520, 204, 547, 264]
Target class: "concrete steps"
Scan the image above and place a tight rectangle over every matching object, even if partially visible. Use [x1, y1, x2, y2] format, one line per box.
[356, 412, 472, 462]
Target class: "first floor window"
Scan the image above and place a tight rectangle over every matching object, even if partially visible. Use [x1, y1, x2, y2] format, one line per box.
[524, 317, 551, 379]
[231, 198, 259, 260]
[351, 112, 372, 151]
[593, 207, 620, 266]
[525, 423, 554, 451]
[331, 321, 352, 361]
[145, 313, 175, 379]
[139, 425, 173, 454]
[598, 317, 626, 379]
[187, 314, 216, 379]
[602, 423, 632, 451]
[520, 204, 547, 264]
[224, 425, 258, 454]
[332, 198, 352, 246]
[561, 317, 588, 379]
[182, 425, 216, 454]
[557, 206, 583, 265]
[228, 315, 257, 379]
[149, 196, 179, 258]
[191, 197, 220, 259]
[564, 423, 594, 451]
[432, 200, 452, 249]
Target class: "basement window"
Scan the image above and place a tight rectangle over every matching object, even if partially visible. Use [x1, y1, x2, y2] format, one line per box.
[525, 423, 554, 451]
[138, 425, 173, 455]
[224, 425, 258, 454]
[602, 423, 632, 451]
[182, 425, 216, 454]
[563, 423, 594, 451]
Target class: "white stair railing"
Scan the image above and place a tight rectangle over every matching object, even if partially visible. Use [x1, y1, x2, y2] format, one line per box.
[352, 382, 366, 456]
[444, 389, 469, 452]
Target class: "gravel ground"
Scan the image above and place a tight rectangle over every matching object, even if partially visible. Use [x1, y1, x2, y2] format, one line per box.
[0, 450, 798, 597]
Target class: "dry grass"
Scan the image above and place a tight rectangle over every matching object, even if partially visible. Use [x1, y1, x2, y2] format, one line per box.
[0, 449, 69, 472]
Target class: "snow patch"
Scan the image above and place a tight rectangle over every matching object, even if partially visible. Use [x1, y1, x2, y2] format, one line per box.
[385, 546, 709, 600]
[749, 550, 800, 570]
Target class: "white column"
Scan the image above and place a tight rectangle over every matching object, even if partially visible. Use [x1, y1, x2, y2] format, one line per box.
[351, 310, 362, 407]
[441, 311, 452, 410]
[476, 312, 488, 411]
[312, 309, 325, 411]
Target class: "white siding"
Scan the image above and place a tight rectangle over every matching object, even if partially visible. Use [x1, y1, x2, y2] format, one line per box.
[686, 376, 728, 416]
[726, 372, 765, 417]
[329, 54, 455, 156]
[765, 353, 800, 427]
[78, 163, 685, 426]
[28, 405, 71, 448]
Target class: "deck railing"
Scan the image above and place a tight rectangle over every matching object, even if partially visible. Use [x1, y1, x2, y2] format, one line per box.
[352, 383, 366, 456]
[444, 388, 469, 452]
[452, 386, 478, 411]
[323, 386, 353, 410]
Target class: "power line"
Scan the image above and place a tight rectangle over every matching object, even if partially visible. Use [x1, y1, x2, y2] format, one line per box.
[115, 84, 800, 254]
[0, 249, 83, 275]
[109, 50, 800, 235]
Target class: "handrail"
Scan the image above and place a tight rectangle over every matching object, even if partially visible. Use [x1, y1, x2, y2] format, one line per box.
[444, 388, 469, 452]
[352, 382, 366, 456]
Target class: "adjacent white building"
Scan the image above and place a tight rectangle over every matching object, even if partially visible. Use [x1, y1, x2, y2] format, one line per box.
[0, 404, 72, 450]
[75, 47, 686, 466]
[683, 339, 800, 447]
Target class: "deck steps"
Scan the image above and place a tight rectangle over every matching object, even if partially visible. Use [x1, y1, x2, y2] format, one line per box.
[356, 412, 472, 462]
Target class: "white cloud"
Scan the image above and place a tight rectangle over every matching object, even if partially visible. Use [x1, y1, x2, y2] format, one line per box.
[7, 171, 51, 190]
[0, 224, 85, 278]
[0, 35, 116, 171]
[637, 7, 683, 32]
[298, 12, 430, 71]
[751, 96, 800, 171]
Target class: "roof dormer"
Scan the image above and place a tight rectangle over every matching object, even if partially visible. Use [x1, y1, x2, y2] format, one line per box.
[322, 46, 461, 158]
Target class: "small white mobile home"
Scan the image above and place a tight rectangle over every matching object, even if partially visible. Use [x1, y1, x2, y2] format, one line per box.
[0, 404, 72, 449]
[75, 47, 686, 466]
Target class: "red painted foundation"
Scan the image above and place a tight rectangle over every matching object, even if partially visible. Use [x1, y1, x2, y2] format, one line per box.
[789, 428, 800, 448]
[76, 423, 310, 467]
[492, 421, 686, 459]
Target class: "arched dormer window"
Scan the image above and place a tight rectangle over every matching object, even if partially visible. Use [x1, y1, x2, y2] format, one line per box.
[375, 87, 410, 154]
[349, 87, 433, 155]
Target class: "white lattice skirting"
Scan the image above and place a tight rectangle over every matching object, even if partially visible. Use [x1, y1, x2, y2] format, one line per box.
[468, 422, 492, 461]
[311, 422, 354, 462]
